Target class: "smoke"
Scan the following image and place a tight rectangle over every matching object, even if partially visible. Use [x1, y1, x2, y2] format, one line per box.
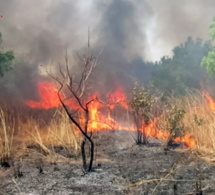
[0, 0, 87, 100]
[0, 0, 214, 101]
[91, 0, 152, 92]
[145, 0, 215, 60]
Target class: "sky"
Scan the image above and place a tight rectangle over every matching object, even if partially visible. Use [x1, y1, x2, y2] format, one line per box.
[0, 0, 214, 62]
[0, 0, 214, 100]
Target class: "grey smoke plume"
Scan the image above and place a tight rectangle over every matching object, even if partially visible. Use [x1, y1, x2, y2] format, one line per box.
[145, 0, 215, 59]
[91, 0, 152, 91]
[0, 0, 214, 101]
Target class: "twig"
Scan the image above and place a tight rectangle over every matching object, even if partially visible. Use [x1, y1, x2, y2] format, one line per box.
[152, 164, 176, 194]
[127, 164, 177, 190]
[12, 177, 21, 193]
[128, 178, 193, 188]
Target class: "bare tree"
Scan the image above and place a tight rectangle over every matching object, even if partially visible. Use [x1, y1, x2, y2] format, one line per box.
[48, 46, 98, 172]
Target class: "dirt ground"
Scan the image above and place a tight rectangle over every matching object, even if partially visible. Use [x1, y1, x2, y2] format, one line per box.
[1, 130, 215, 195]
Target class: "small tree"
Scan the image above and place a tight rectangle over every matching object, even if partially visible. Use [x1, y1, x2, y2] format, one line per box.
[49, 48, 98, 173]
[130, 83, 156, 144]
[0, 32, 14, 77]
[165, 104, 186, 147]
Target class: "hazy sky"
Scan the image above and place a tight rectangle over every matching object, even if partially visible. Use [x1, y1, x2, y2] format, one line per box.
[0, 0, 213, 62]
[0, 0, 214, 100]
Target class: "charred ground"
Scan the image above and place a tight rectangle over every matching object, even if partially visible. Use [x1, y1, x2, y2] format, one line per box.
[1, 130, 215, 195]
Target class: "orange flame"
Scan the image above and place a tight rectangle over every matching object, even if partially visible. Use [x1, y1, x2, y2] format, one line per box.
[204, 91, 215, 111]
[26, 82, 62, 109]
[174, 134, 195, 148]
[107, 88, 128, 109]
[25, 82, 195, 147]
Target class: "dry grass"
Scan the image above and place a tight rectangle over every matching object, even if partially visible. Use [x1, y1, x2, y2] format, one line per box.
[1, 91, 215, 164]
[0, 108, 15, 162]
[164, 91, 215, 154]
[0, 106, 81, 163]
[182, 92, 215, 154]
[25, 119, 52, 155]
[24, 109, 82, 157]
[46, 110, 81, 156]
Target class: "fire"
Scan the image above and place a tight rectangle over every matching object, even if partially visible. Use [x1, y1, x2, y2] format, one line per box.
[204, 91, 215, 111]
[107, 87, 128, 109]
[26, 82, 62, 109]
[174, 134, 195, 148]
[25, 82, 196, 147]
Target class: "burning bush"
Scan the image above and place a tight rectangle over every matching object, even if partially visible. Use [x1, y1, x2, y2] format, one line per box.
[164, 104, 186, 147]
[130, 82, 157, 144]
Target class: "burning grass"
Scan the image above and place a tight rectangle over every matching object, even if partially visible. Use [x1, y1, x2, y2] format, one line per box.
[153, 91, 215, 154]
[181, 92, 215, 154]
[1, 84, 215, 167]
[2, 86, 215, 194]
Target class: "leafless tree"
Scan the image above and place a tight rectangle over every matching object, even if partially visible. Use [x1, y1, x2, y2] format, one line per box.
[48, 45, 99, 172]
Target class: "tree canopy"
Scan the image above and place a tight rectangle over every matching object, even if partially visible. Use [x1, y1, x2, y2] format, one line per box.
[201, 17, 215, 74]
[151, 37, 211, 96]
[0, 32, 14, 77]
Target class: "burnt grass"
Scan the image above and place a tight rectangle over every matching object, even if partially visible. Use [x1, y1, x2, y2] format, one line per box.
[1, 131, 215, 195]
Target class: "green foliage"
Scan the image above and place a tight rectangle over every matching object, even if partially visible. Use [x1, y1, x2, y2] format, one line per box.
[0, 32, 2, 46]
[0, 51, 14, 77]
[194, 114, 203, 126]
[166, 104, 186, 145]
[130, 82, 157, 144]
[209, 17, 215, 41]
[130, 82, 156, 115]
[152, 37, 211, 96]
[201, 51, 215, 74]
[167, 106, 185, 131]
[201, 17, 215, 74]
[0, 32, 14, 77]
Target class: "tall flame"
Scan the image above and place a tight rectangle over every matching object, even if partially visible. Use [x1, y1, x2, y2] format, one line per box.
[107, 87, 128, 109]
[204, 91, 215, 111]
[26, 82, 62, 109]
[25, 82, 196, 147]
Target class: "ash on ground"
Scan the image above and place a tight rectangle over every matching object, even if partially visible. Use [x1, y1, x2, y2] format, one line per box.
[1, 130, 215, 195]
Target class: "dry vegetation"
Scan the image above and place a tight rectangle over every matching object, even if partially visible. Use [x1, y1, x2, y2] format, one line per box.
[0, 106, 82, 167]
[0, 108, 15, 164]
[166, 92, 215, 154]
[1, 91, 215, 194]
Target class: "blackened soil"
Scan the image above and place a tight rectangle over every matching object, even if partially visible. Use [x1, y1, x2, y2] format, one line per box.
[1, 130, 215, 195]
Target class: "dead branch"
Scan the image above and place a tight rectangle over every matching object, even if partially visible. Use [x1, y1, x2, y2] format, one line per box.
[47, 44, 99, 172]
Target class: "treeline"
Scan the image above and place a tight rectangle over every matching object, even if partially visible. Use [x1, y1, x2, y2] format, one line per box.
[134, 37, 214, 97]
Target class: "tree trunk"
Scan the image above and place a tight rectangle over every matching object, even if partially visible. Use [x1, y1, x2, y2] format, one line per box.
[134, 111, 148, 145]
[81, 139, 87, 171]
[88, 138, 94, 172]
